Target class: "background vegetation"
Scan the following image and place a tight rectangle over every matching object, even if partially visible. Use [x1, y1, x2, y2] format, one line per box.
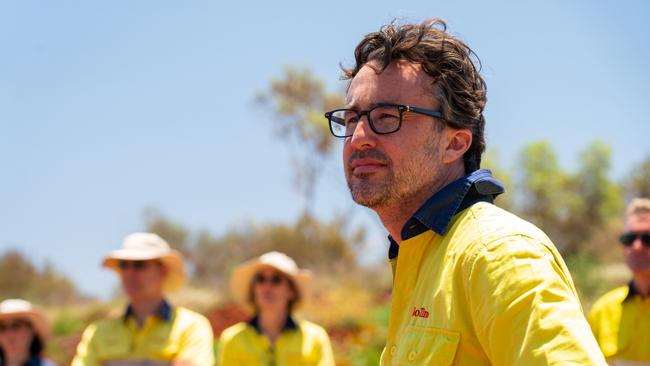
[2, 69, 649, 365]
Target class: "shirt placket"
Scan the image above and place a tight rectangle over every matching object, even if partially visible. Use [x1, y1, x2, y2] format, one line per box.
[386, 235, 429, 362]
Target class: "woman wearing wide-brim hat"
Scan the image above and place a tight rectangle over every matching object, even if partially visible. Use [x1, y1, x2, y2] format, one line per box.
[218, 251, 335, 366]
[0, 299, 57, 366]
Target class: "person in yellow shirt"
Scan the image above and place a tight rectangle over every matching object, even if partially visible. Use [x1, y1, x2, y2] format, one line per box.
[218, 251, 334, 366]
[324, 18, 607, 365]
[71, 232, 215, 366]
[589, 198, 650, 364]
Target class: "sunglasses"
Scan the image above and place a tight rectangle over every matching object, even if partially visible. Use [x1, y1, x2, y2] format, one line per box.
[254, 273, 285, 286]
[118, 260, 157, 270]
[0, 320, 29, 333]
[619, 232, 650, 247]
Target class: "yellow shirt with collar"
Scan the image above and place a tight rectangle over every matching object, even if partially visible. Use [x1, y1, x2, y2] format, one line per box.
[382, 201, 606, 366]
[588, 285, 650, 365]
[72, 305, 215, 366]
[217, 319, 334, 366]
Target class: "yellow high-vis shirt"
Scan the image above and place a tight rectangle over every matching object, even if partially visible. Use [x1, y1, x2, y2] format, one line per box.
[588, 284, 650, 365]
[72, 303, 215, 366]
[382, 201, 606, 365]
[218, 317, 334, 366]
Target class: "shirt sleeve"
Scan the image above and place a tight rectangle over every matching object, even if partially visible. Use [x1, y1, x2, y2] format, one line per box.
[587, 303, 602, 342]
[464, 234, 607, 365]
[70, 323, 100, 366]
[316, 326, 335, 366]
[216, 328, 238, 366]
[175, 314, 216, 366]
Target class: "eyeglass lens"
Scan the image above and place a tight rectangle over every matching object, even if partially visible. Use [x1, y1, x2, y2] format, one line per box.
[0, 320, 29, 332]
[118, 260, 149, 270]
[328, 105, 402, 136]
[254, 273, 284, 285]
[619, 232, 650, 246]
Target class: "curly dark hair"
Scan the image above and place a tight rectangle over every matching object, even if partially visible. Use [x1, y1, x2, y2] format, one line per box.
[343, 18, 487, 172]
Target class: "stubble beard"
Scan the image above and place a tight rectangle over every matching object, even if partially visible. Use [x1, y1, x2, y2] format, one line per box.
[346, 146, 439, 211]
[627, 254, 650, 273]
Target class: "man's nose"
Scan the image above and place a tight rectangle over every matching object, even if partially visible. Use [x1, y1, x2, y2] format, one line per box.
[630, 236, 646, 251]
[349, 115, 377, 149]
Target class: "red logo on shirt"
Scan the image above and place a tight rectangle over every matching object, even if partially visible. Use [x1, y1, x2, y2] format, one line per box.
[412, 307, 429, 318]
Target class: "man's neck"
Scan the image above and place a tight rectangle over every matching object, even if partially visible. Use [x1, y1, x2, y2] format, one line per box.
[377, 166, 465, 244]
[633, 274, 650, 297]
[129, 296, 165, 326]
[258, 308, 289, 344]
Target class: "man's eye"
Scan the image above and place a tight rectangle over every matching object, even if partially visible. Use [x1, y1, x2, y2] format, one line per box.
[345, 115, 360, 124]
[376, 113, 399, 121]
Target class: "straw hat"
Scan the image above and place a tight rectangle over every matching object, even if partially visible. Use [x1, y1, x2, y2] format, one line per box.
[0, 299, 50, 341]
[102, 232, 186, 291]
[231, 251, 312, 310]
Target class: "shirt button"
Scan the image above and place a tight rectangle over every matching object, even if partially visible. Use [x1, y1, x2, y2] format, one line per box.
[408, 351, 417, 361]
[390, 345, 396, 355]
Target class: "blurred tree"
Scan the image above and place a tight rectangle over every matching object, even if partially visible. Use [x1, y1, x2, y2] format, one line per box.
[0, 250, 36, 296]
[192, 230, 255, 288]
[191, 212, 364, 293]
[257, 67, 344, 213]
[517, 141, 624, 255]
[574, 141, 623, 225]
[144, 209, 191, 256]
[624, 154, 650, 199]
[563, 142, 623, 254]
[518, 141, 576, 252]
[481, 149, 514, 212]
[0, 250, 80, 305]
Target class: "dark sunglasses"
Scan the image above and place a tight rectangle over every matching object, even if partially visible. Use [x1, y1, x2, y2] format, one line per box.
[118, 260, 157, 270]
[0, 320, 29, 333]
[254, 273, 285, 285]
[619, 232, 650, 247]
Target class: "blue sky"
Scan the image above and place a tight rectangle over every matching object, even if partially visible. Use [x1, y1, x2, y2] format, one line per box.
[1, 1, 648, 298]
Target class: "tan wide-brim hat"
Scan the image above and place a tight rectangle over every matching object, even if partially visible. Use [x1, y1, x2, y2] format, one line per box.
[231, 251, 312, 311]
[102, 232, 186, 291]
[0, 299, 50, 341]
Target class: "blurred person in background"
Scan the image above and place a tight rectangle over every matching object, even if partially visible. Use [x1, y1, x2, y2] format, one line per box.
[0, 298, 56, 366]
[218, 251, 334, 366]
[325, 18, 606, 365]
[589, 198, 650, 364]
[71, 232, 214, 366]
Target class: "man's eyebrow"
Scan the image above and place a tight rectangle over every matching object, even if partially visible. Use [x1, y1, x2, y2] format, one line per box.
[343, 101, 394, 109]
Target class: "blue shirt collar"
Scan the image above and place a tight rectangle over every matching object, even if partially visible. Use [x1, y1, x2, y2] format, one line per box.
[123, 299, 173, 322]
[24, 358, 43, 366]
[624, 280, 648, 301]
[388, 169, 504, 259]
[248, 314, 298, 334]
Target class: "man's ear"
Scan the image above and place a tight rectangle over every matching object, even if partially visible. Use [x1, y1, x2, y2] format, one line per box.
[442, 128, 472, 164]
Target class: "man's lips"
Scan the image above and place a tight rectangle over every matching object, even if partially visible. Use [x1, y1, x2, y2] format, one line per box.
[350, 159, 387, 175]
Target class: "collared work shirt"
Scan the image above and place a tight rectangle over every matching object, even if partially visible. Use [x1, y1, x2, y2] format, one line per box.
[589, 284, 650, 365]
[72, 304, 214, 366]
[382, 170, 606, 365]
[217, 317, 334, 366]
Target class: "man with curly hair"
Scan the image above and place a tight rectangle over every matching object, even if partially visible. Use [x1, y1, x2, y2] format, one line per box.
[325, 19, 606, 365]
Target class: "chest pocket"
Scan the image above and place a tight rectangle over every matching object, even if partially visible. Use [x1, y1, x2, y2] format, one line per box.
[394, 325, 460, 365]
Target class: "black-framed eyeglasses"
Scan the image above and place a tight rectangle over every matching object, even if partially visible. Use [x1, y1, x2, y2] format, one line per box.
[324, 103, 444, 138]
[253, 273, 285, 286]
[619, 231, 650, 247]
